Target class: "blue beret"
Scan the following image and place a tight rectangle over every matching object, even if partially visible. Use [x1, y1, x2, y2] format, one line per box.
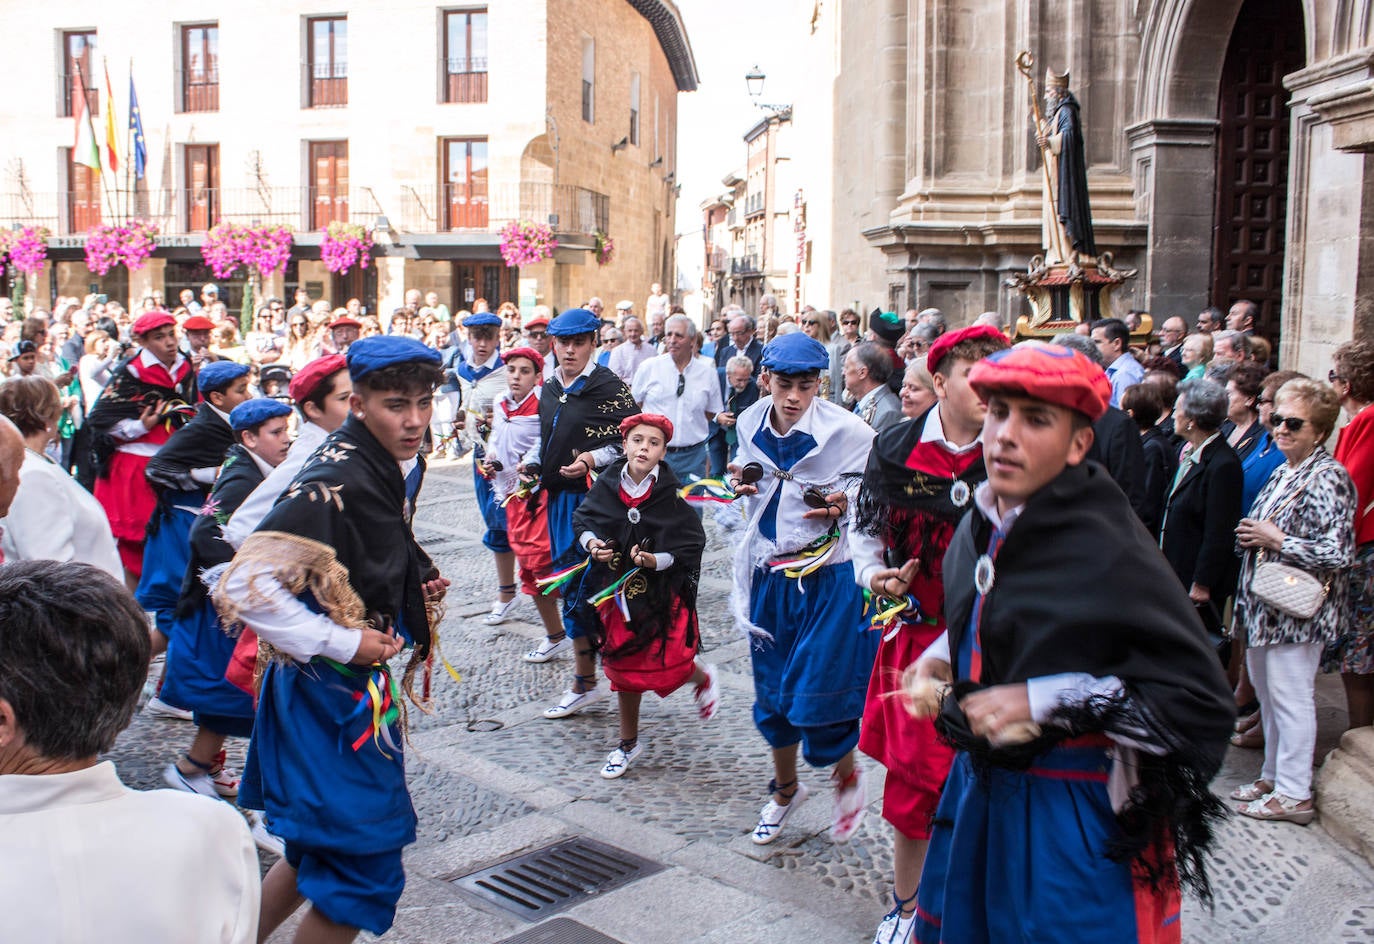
[463, 311, 502, 328]
[346, 336, 443, 381]
[547, 308, 602, 337]
[760, 333, 829, 374]
[199, 361, 250, 393]
[230, 397, 292, 431]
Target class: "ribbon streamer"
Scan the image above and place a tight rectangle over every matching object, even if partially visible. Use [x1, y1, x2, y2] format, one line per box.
[678, 477, 737, 504]
[536, 557, 590, 596]
[588, 566, 643, 622]
[768, 528, 841, 588]
[327, 660, 403, 759]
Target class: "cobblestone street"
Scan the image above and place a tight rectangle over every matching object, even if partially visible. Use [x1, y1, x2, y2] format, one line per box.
[107, 459, 1374, 943]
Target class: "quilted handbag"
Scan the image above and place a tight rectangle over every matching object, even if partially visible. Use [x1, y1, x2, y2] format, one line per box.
[1251, 558, 1327, 619]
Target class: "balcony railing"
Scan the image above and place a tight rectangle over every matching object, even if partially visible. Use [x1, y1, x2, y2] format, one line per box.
[442, 57, 488, 103]
[399, 182, 609, 235]
[744, 192, 765, 217]
[306, 61, 348, 107]
[731, 254, 759, 275]
[707, 248, 726, 271]
[178, 69, 220, 112]
[0, 183, 614, 239]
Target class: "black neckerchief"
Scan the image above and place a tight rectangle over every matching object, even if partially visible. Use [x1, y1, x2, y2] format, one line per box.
[176, 443, 266, 618]
[537, 365, 636, 493]
[259, 415, 436, 654]
[146, 403, 235, 495]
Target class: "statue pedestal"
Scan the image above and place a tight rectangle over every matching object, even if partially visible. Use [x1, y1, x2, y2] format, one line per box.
[1006, 254, 1141, 340]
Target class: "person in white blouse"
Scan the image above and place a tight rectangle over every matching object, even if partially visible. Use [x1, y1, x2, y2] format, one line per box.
[0, 560, 259, 943]
[78, 328, 122, 412]
[0, 376, 120, 577]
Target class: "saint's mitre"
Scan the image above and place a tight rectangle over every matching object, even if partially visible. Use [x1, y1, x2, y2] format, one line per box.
[1045, 68, 1070, 89]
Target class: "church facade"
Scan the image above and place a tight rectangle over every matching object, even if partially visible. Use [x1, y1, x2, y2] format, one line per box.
[830, 0, 1374, 375]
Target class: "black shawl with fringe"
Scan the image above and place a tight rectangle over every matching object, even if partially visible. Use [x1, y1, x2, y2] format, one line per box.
[570, 459, 705, 660]
[175, 444, 266, 619]
[939, 461, 1233, 898]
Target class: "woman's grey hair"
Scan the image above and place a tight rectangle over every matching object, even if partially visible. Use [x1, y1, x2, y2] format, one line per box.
[1177, 378, 1229, 431]
[0, 560, 151, 760]
[726, 354, 754, 374]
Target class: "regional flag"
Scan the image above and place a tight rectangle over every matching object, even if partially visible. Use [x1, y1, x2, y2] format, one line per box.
[129, 74, 147, 180]
[72, 79, 101, 173]
[102, 60, 119, 174]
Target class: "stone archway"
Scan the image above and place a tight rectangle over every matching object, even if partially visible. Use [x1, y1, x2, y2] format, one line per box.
[1127, 0, 1314, 328]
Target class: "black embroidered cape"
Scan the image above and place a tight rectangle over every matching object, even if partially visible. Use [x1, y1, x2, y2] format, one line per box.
[146, 403, 235, 494]
[84, 353, 199, 478]
[229, 415, 437, 657]
[940, 461, 1233, 896]
[537, 365, 636, 493]
[176, 444, 266, 619]
[853, 407, 986, 578]
[570, 459, 705, 660]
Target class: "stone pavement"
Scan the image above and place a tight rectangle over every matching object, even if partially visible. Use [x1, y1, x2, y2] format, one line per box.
[106, 458, 1374, 943]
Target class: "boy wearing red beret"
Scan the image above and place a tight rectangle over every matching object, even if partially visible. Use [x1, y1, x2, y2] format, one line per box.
[570, 413, 718, 778]
[906, 342, 1232, 943]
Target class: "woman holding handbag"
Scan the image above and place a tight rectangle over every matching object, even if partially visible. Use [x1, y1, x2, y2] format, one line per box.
[1233, 378, 1356, 824]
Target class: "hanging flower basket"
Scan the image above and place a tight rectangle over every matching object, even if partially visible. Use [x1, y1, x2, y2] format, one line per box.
[594, 230, 615, 267]
[499, 220, 558, 268]
[201, 222, 295, 280]
[321, 221, 374, 275]
[2, 226, 50, 276]
[84, 220, 161, 276]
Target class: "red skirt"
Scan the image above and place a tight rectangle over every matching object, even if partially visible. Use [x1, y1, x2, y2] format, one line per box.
[505, 495, 553, 597]
[96, 451, 157, 574]
[601, 598, 697, 698]
[858, 618, 955, 840]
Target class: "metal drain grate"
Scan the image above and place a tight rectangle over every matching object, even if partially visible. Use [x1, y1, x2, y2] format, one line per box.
[450, 836, 663, 921]
[495, 917, 627, 944]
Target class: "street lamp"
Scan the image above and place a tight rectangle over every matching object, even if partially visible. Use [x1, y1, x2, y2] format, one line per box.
[744, 65, 791, 114]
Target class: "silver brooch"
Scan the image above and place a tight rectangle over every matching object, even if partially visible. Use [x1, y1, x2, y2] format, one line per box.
[950, 480, 971, 507]
[627, 507, 641, 524]
[558, 392, 568, 404]
[974, 554, 995, 595]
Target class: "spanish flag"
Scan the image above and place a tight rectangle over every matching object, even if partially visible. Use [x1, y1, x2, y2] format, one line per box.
[103, 60, 119, 174]
[72, 76, 101, 173]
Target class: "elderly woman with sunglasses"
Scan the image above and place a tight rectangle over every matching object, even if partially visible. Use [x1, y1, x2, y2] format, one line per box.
[1232, 378, 1356, 824]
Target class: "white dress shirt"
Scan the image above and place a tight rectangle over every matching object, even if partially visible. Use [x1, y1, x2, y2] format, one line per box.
[607, 338, 657, 383]
[577, 463, 677, 569]
[224, 420, 330, 549]
[1, 449, 122, 577]
[0, 762, 259, 943]
[631, 353, 724, 448]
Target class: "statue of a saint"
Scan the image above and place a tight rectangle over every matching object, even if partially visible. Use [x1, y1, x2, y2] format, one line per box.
[1035, 69, 1096, 262]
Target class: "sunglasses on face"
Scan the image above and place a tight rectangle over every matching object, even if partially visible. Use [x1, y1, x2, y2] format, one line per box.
[841, 320, 859, 327]
[1330, 369, 1345, 383]
[676, 373, 686, 397]
[1271, 414, 1307, 432]
[526, 331, 547, 339]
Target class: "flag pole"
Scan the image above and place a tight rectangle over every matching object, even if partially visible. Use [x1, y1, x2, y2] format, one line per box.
[72, 60, 117, 229]
[126, 59, 135, 221]
[103, 56, 122, 223]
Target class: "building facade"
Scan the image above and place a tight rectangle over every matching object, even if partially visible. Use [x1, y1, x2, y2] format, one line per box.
[0, 0, 695, 317]
[827, 0, 1374, 375]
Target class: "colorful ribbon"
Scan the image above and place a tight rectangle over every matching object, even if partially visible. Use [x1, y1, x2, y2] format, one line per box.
[678, 477, 737, 504]
[862, 588, 939, 641]
[536, 557, 590, 596]
[768, 527, 841, 587]
[588, 566, 643, 622]
[499, 479, 538, 508]
[326, 659, 403, 759]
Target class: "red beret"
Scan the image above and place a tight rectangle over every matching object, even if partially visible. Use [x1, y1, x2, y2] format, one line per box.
[619, 412, 674, 443]
[131, 311, 176, 336]
[524, 315, 550, 330]
[181, 315, 216, 331]
[967, 341, 1111, 422]
[288, 354, 347, 403]
[503, 346, 544, 374]
[330, 316, 362, 330]
[926, 324, 1008, 375]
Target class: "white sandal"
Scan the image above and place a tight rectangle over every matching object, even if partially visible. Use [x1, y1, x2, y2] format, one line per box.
[523, 636, 572, 663]
[484, 596, 519, 625]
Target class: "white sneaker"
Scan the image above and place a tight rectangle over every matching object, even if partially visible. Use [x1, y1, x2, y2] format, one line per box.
[484, 597, 520, 625]
[211, 765, 240, 799]
[693, 664, 720, 721]
[751, 782, 809, 845]
[542, 681, 607, 719]
[831, 767, 867, 842]
[600, 741, 644, 779]
[523, 636, 572, 663]
[246, 810, 286, 857]
[163, 761, 221, 800]
[872, 907, 916, 944]
[145, 697, 193, 721]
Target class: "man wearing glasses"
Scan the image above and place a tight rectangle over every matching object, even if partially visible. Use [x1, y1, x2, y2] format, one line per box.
[716, 314, 764, 378]
[631, 315, 723, 484]
[524, 308, 554, 379]
[1158, 316, 1188, 370]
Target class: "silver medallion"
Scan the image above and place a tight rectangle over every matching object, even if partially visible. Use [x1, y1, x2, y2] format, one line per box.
[974, 554, 995, 595]
[627, 507, 641, 524]
[950, 480, 971, 507]
[558, 392, 568, 404]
